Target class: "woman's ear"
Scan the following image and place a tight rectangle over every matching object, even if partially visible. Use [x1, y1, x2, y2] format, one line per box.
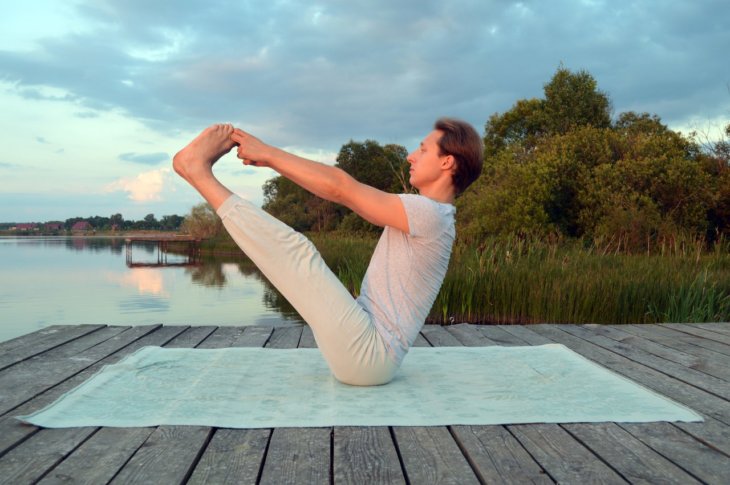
[440, 154, 456, 171]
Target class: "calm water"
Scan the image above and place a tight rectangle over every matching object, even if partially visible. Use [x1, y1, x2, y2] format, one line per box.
[0, 237, 303, 343]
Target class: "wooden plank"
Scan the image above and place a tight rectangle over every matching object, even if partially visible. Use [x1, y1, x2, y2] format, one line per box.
[0, 427, 95, 484]
[165, 326, 216, 348]
[0, 325, 94, 353]
[562, 422, 701, 484]
[36, 427, 155, 485]
[333, 427, 405, 484]
[196, 326, 248, 348]
[619, 421, 730, 484]
[695, 322, 730, 337]
[509, 424, 627, 484]
[299, 325, 317, 348]
[498, 325, 554, 345]
[187, 428, 270, 485]
[259, 427, 331, 485]
[109, 426, 212, 485]
[413, 332, 430, 347]
[0, 325, 127, 372]
[599, 325, 704, 367]
[621, 324, 730, 363]
[557, 324, 730, 401]
[450, 425, 551, 484]
[392, 426, 479, 484]
[0, 325, 159, 416]
[0, 325, 105, 371]
[600, 325, 730, 382]
[648, 324, 730, 357]
[0, 326, 61, 352]
[234, 325, 274, 347]
[445, 323, 497, 346]
[663, 323, 730, 346]
[0, 326, 188, 456]
[477, 325, 532, 346]
[264, 326, 303, 349]
[420, 325, 462, 346]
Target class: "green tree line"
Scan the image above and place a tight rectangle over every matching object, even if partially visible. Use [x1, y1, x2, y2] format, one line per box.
[2, 213, 186, 233]
[63, 213, 186, 231]
[260, 66, 730, 253]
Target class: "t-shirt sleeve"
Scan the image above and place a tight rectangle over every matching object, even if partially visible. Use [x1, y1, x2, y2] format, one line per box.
[398, 194, 448, 238]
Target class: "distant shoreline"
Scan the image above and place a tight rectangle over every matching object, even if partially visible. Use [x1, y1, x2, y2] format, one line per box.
[0, 230, 187, 238]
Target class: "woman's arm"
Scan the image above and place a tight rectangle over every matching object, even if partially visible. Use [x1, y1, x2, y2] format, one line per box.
[231, 129, 409, 232]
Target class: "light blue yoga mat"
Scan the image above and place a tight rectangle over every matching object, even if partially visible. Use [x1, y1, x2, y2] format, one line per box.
[18, 344, 702, 428]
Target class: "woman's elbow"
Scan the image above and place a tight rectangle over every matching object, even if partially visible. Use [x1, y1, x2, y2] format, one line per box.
[328, 169, 352, 204]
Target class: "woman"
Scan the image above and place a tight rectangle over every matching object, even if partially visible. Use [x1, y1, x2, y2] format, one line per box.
[173, 118, 482, 385]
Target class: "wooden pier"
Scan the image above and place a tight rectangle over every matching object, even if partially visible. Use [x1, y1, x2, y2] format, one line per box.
[1, 322, 729, 483]
[124, 236, 201, 267]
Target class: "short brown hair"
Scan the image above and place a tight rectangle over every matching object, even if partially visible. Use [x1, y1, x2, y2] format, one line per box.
[434, 117, 483, 196]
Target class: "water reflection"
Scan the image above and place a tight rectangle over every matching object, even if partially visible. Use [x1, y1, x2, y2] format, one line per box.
[64, 237, 126, 254]
[185, 262, 227, 287]
[184, 259, 301, 320]
[107, 268, 167, 296]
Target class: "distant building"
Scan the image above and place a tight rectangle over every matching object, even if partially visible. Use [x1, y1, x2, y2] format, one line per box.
[44, 222, 63, 231]
[15, 223, 38, 232]
[71, 221, 92, 232]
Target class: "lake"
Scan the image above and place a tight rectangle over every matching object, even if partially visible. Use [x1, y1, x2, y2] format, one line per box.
[0, 237, 304, 343]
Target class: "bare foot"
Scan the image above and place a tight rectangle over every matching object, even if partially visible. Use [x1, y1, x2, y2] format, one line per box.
[173, 124, 237, 184]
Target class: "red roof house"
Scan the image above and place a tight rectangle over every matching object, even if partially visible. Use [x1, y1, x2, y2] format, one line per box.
[71, 221, 92, 232]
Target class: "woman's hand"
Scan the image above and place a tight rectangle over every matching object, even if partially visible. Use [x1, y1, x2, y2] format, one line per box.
[230, 128, 272, 168]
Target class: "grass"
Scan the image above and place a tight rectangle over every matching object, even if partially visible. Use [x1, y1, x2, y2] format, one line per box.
[432, 238, 730, 324]
[199, 232, 730, 325]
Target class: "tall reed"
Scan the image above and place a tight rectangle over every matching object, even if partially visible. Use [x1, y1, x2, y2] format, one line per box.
[200, 231, 730, 324]
[431, 237, 730, 324]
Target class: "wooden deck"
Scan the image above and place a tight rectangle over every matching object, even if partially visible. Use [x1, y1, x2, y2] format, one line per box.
[124, 236, 201, 268]
[1, 323, 729, 484]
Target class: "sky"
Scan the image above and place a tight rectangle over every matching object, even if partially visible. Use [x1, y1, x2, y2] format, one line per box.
[0, 0, 729, 222]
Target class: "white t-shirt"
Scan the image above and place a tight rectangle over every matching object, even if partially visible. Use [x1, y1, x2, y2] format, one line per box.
[356, 194, 455, 364]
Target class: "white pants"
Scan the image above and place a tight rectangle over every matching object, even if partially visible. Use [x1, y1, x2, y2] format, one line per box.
[217, 195, 398, 386]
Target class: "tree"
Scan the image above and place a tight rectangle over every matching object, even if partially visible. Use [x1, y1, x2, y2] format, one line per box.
[483, 66, 612, 158]
[110, 213, 124, 230]
[160, 214, 184, 231]
[261, 140, 411, 233]
[542, 66, 612, 134]
[181, 203, 222, 239]
[483, 98, 547, 158]
[142, 213, 158, 230]
[463, 101, 715, 249]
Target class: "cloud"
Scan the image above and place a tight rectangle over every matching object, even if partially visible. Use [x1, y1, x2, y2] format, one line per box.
[74, 111, 100, 119]
[105, 167, 172, 202]
[0, 0, 728, 151]
[119, 151, 169, 165]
